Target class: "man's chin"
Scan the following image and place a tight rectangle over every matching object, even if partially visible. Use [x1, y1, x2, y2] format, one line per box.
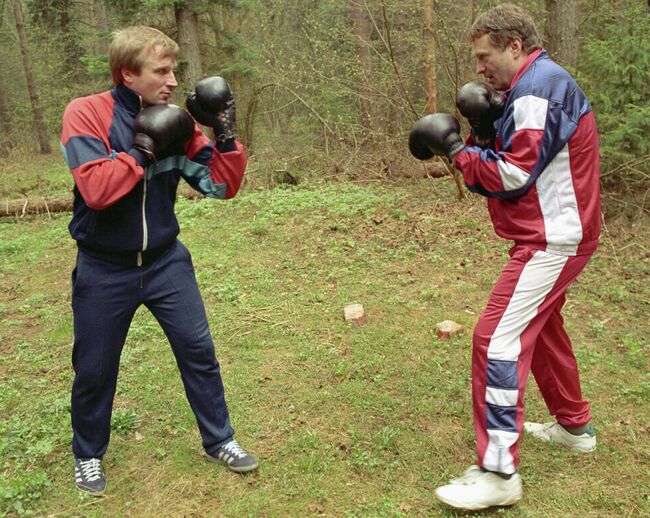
[487, 80, 506, 91]
[143, 99, 170, 107]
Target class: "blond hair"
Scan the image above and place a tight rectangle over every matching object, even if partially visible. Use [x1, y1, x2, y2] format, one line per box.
[109, 26, 179, 85]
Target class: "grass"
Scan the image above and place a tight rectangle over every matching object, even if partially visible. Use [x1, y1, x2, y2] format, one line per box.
[0, 145, 73, 201]
[0, 151, 649, 517]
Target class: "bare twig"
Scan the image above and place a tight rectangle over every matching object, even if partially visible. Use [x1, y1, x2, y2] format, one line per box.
[225, 329, 253, 344]
[640, 186, 650, 219]
[432, 7, 463, 91]
[46, 494, 113, 517]
[604, 192, 650, 217]
[266, 70, 335, 134]
[378, 0, 419, 119]
[442, 159, 466, 199]
[601, 216, 621, 268]
[601, 154, 650, 178]
[43, 196, 51, 219]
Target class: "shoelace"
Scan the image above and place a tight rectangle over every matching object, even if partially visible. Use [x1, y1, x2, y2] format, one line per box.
[222, 440, 246, 459]
[452, 467, 485, 485]
[79, 458, 103, 482]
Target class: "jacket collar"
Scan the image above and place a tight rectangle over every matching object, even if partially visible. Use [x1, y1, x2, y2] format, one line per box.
[508, 48, 545, 90]
[112, 83, 143, 115]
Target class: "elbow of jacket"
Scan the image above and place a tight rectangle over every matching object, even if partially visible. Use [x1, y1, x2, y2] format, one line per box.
[81, 192, 111, 210]
[85, 199, 110, 210]
[485, 186, 529, 200]
[224, 187, 239, 200]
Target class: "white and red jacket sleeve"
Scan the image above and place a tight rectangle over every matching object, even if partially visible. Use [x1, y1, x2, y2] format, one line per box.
[61, 94, 145, 210]
[454, 94, 579, 200]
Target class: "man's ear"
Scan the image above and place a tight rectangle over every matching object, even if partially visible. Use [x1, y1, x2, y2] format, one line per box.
[122, 68, 137, 85]
[509, 37, 523, 58]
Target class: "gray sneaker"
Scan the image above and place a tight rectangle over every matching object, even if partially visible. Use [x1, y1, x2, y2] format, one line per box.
[205, 440, 259, 473]
[524, 421, 596, 452]
[74, 457, 106, 495]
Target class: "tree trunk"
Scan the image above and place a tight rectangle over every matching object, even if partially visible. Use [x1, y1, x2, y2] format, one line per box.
[544, 0, 579, 67]
[350, 0, 374, 133]
[13, 0, 51, 154]
[0, 80, 12, 157]
[87, 0, 110, 55]
[423, 0, 438, 114]
[380, 1, 417, 135]
[58, 0, 84, 77]
[175, 2, 204, 86]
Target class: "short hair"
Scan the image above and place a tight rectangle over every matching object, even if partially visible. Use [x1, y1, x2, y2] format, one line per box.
[109, 26, 179, 85]
[470, 3, 542, 53]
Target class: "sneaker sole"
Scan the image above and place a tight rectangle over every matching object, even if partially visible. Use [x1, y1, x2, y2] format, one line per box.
[525, 431, 596, 452]
[75, 483, 106, 496]
[227, 461, 259, 473]
[538, 438, 597, 453]
[435, 490, 522, 511]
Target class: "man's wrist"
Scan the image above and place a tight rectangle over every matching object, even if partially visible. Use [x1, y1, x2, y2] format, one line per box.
[128, 147, 154, 167]
[215, 138, 236, 153]
[470, 129, 494, 149]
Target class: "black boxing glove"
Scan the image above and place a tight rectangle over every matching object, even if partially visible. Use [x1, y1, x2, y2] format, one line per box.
[130, 104, 195, 166]
[408, 113, 464, 161]
[455, 81, 504, 147]
[186, 76, 237, 144]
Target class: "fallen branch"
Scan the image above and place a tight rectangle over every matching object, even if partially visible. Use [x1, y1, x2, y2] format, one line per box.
[1, 195, 72, 217]
[0, 185, 203, 218]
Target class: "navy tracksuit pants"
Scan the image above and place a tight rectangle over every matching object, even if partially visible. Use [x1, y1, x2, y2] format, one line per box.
[70, 240, 234, 459]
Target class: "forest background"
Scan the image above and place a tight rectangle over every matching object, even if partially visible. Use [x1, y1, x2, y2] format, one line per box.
[0, 0, 648, 517]
[0, 0, 648, 208]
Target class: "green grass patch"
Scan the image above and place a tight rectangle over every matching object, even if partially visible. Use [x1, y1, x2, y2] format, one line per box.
[0, 172, 648, 516]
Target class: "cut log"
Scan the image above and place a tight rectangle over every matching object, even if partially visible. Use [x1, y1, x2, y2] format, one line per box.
[435, 320, 464, 340]
[0, 185, 202, 217]
[344, 303, 366, 327]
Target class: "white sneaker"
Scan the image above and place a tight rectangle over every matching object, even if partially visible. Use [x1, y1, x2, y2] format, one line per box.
[524, 422, 596, 452]
[435, 465, 522, 511]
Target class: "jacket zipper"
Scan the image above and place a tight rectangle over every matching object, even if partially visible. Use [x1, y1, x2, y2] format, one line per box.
[137, 95, 148, 268]
[138, 178, 148, 267]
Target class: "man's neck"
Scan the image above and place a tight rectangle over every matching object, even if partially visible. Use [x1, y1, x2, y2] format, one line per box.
[509, 48, 543, 89]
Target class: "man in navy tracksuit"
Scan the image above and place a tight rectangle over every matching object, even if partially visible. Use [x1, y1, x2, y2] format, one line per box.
[61, 26, 258, 495]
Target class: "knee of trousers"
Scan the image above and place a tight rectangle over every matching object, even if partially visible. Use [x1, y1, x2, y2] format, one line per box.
[173, 336, 219, 366]
[72, 368, 117, 399]
[472, 318, 493, 353]
[72, 345, 121, 388]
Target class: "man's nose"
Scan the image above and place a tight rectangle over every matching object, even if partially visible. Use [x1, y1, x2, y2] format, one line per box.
[167, 72, 178, 87]
[476, 61, 486, 75]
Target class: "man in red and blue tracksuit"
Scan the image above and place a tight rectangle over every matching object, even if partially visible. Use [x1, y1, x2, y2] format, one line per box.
[61, 26, 258, 495]
[408, 3, 601, 511]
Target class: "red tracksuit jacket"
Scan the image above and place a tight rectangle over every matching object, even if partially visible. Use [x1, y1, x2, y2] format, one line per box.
[454, 49, 601, 256]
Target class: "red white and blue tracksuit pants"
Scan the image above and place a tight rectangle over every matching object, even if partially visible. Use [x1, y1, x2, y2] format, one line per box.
[472, 245, 593, 474]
